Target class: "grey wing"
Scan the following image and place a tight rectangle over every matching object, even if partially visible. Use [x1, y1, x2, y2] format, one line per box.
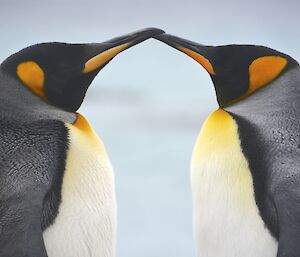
[0, 120, 69, 257]
[274, 178, 300, 257]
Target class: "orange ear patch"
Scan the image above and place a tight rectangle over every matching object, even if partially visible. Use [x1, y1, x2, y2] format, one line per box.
[17, 61, 45, 97]
[248, 56, 287, 94]
[179, 47, 216, 75]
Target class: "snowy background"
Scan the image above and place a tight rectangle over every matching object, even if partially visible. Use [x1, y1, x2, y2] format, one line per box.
[1, 0, 300, 256]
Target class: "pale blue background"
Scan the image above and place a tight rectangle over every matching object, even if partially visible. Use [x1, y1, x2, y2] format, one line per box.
[1, 0, 300, 256]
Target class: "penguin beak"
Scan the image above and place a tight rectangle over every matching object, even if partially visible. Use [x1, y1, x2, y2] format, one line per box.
[154, 33, 216, 75]
[83, 28, 165, 73]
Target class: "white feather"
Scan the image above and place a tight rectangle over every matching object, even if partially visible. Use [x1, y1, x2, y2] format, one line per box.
[191, 109, 277, 257]
[43, 118, 117, 257]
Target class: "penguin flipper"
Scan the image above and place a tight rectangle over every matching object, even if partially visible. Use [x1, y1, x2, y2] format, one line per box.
[0, 184, 48, 257]
[0, 155, 49, 257]
[274, 182, 300, 257]
[0, 120, 69, 257]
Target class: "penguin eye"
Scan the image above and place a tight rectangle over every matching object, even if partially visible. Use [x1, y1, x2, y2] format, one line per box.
[248, 56, 288, 94]
[16, 61, 45, 98]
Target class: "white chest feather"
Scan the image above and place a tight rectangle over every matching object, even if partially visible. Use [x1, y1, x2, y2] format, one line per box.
[191, 109, 277, 257]
[43, 114, 117, 257]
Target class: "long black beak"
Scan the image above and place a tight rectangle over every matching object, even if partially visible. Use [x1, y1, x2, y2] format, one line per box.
[0, 28, 165, 113]
[154, 33, 216, 75]
[104, 27, 165, 48]
[83, 28, 165, 73]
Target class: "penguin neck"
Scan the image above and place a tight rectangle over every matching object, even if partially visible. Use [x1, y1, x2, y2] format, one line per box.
[0, 69, 76, 123]
[225, 66, 300, 120]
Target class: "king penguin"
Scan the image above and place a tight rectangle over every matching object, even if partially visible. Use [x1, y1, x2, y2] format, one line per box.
[0, 28, 164, 257]
[155, 33, 300, 257]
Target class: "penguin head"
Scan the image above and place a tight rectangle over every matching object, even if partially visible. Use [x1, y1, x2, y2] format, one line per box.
[1, 28, 164, 112]
[155, 34, 298, 107]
